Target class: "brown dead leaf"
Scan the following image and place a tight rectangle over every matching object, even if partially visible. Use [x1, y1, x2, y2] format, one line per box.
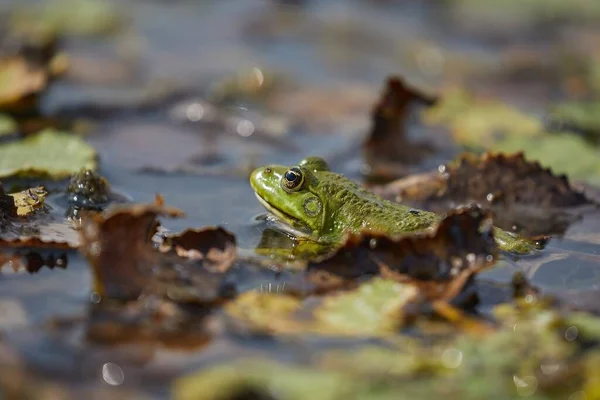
[0, 182, 79, 248]
[374, 152, 595, 236]
[0, 56, 47, 112]
[308, 205, 497, 307]
[160, 227, 236, 273]
[0, 250, 67, 273]
[79, 203, 236, 303]
[362, 76, 438, 181]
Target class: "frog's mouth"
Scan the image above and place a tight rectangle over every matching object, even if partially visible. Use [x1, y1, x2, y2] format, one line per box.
[254, 193, 312, 237]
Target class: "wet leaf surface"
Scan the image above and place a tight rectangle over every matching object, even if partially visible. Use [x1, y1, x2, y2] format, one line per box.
[0, 129, 97, 179]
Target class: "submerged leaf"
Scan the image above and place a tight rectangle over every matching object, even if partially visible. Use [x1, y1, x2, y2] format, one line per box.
[0, 129, 97, 179]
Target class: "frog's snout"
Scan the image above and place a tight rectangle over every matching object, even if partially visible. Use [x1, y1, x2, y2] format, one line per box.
[249, 166, 274, 192]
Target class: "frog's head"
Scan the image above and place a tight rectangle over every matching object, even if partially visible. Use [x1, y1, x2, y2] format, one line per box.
[250, 157, 331, 237]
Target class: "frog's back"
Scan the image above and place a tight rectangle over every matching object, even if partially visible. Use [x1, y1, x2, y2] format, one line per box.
[317, 171, 439, 236]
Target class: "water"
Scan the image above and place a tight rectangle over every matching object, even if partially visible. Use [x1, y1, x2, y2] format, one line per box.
[1, 0, 600, 397]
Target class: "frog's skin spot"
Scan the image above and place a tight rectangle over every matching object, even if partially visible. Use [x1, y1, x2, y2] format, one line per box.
[303, 197, 322, 217]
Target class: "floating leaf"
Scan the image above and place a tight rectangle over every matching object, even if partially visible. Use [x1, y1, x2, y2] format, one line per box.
[373, 152, 593, 236]
[9, 0, 124, 41]
[0, 129, 97, 179]
[160, 227, 237, 272]
[494, 132, 600, 185]
[0, 56, 48, 112]
[9, 186, 49, 217]
[314, 278, 417, 335]
[308, 206, 497, 305]
[0, 114, 17, 136]
[174, 359, 350, 400]
[0, 182, 78, 248]
[363, 76, 437, 181]
[423, 88, 543, 149]
[79, 203, 235, 303]
[551, 101, 600, 142]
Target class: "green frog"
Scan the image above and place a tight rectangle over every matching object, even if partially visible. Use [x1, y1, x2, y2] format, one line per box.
[250, 156, 537, 257]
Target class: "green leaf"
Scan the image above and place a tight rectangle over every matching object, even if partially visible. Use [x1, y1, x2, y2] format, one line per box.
[0, 129, 97, 179]
[493, 133, 600, 184]
[314, 278, 417, 335]
[0, 114, 17, 136]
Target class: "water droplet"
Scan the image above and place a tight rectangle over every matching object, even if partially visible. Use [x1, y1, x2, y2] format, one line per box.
[466, 253, 476, 264]
[441, 348, 463, 369]
[438, 164, 446, 173]
[186, 103, 204, 121]
[525, 295, 534, 303]
[513, 375, 538, 397]
[90, 292, 101, 304]
[90, 241, 102, 257]
[252, 67, 264, 86]
[540, 361, 560, 375]
[486, 193, 495, 202]
[565, 326, 578, 341]
[486, 255, 494, 262]
[102, 363, 124, 386]
[369, 238, 378, 249]
[237, 120, 255, 137]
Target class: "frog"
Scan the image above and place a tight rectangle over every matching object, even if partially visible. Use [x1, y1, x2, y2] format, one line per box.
[250, 156, 538, 257]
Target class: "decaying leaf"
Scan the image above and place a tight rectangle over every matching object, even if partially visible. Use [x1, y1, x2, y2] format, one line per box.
[225, 207, 497, 337]
[362, 76, 438, 180]
[9, 186, 49, 216]
[160, 227, 237, 273]
[0, 251, 67, 273]
[309, 205, 497, 306]
[0, 181, 78, 248]
[0, 129, 97, 179]
[0, 56, 48, 112]
[79, 203, 236, 303]
[373, 152, 594, 235]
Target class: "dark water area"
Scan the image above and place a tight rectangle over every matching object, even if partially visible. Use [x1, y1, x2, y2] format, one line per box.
[2, 0, 600, 398]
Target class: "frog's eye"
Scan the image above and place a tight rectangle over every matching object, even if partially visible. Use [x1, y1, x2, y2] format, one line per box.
[282, 167, 304, 191]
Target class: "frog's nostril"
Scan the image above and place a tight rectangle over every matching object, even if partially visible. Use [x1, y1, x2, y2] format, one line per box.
[265, 167, 272, 174]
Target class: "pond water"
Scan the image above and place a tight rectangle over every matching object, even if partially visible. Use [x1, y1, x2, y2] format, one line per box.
[1, 0, 600, 398]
